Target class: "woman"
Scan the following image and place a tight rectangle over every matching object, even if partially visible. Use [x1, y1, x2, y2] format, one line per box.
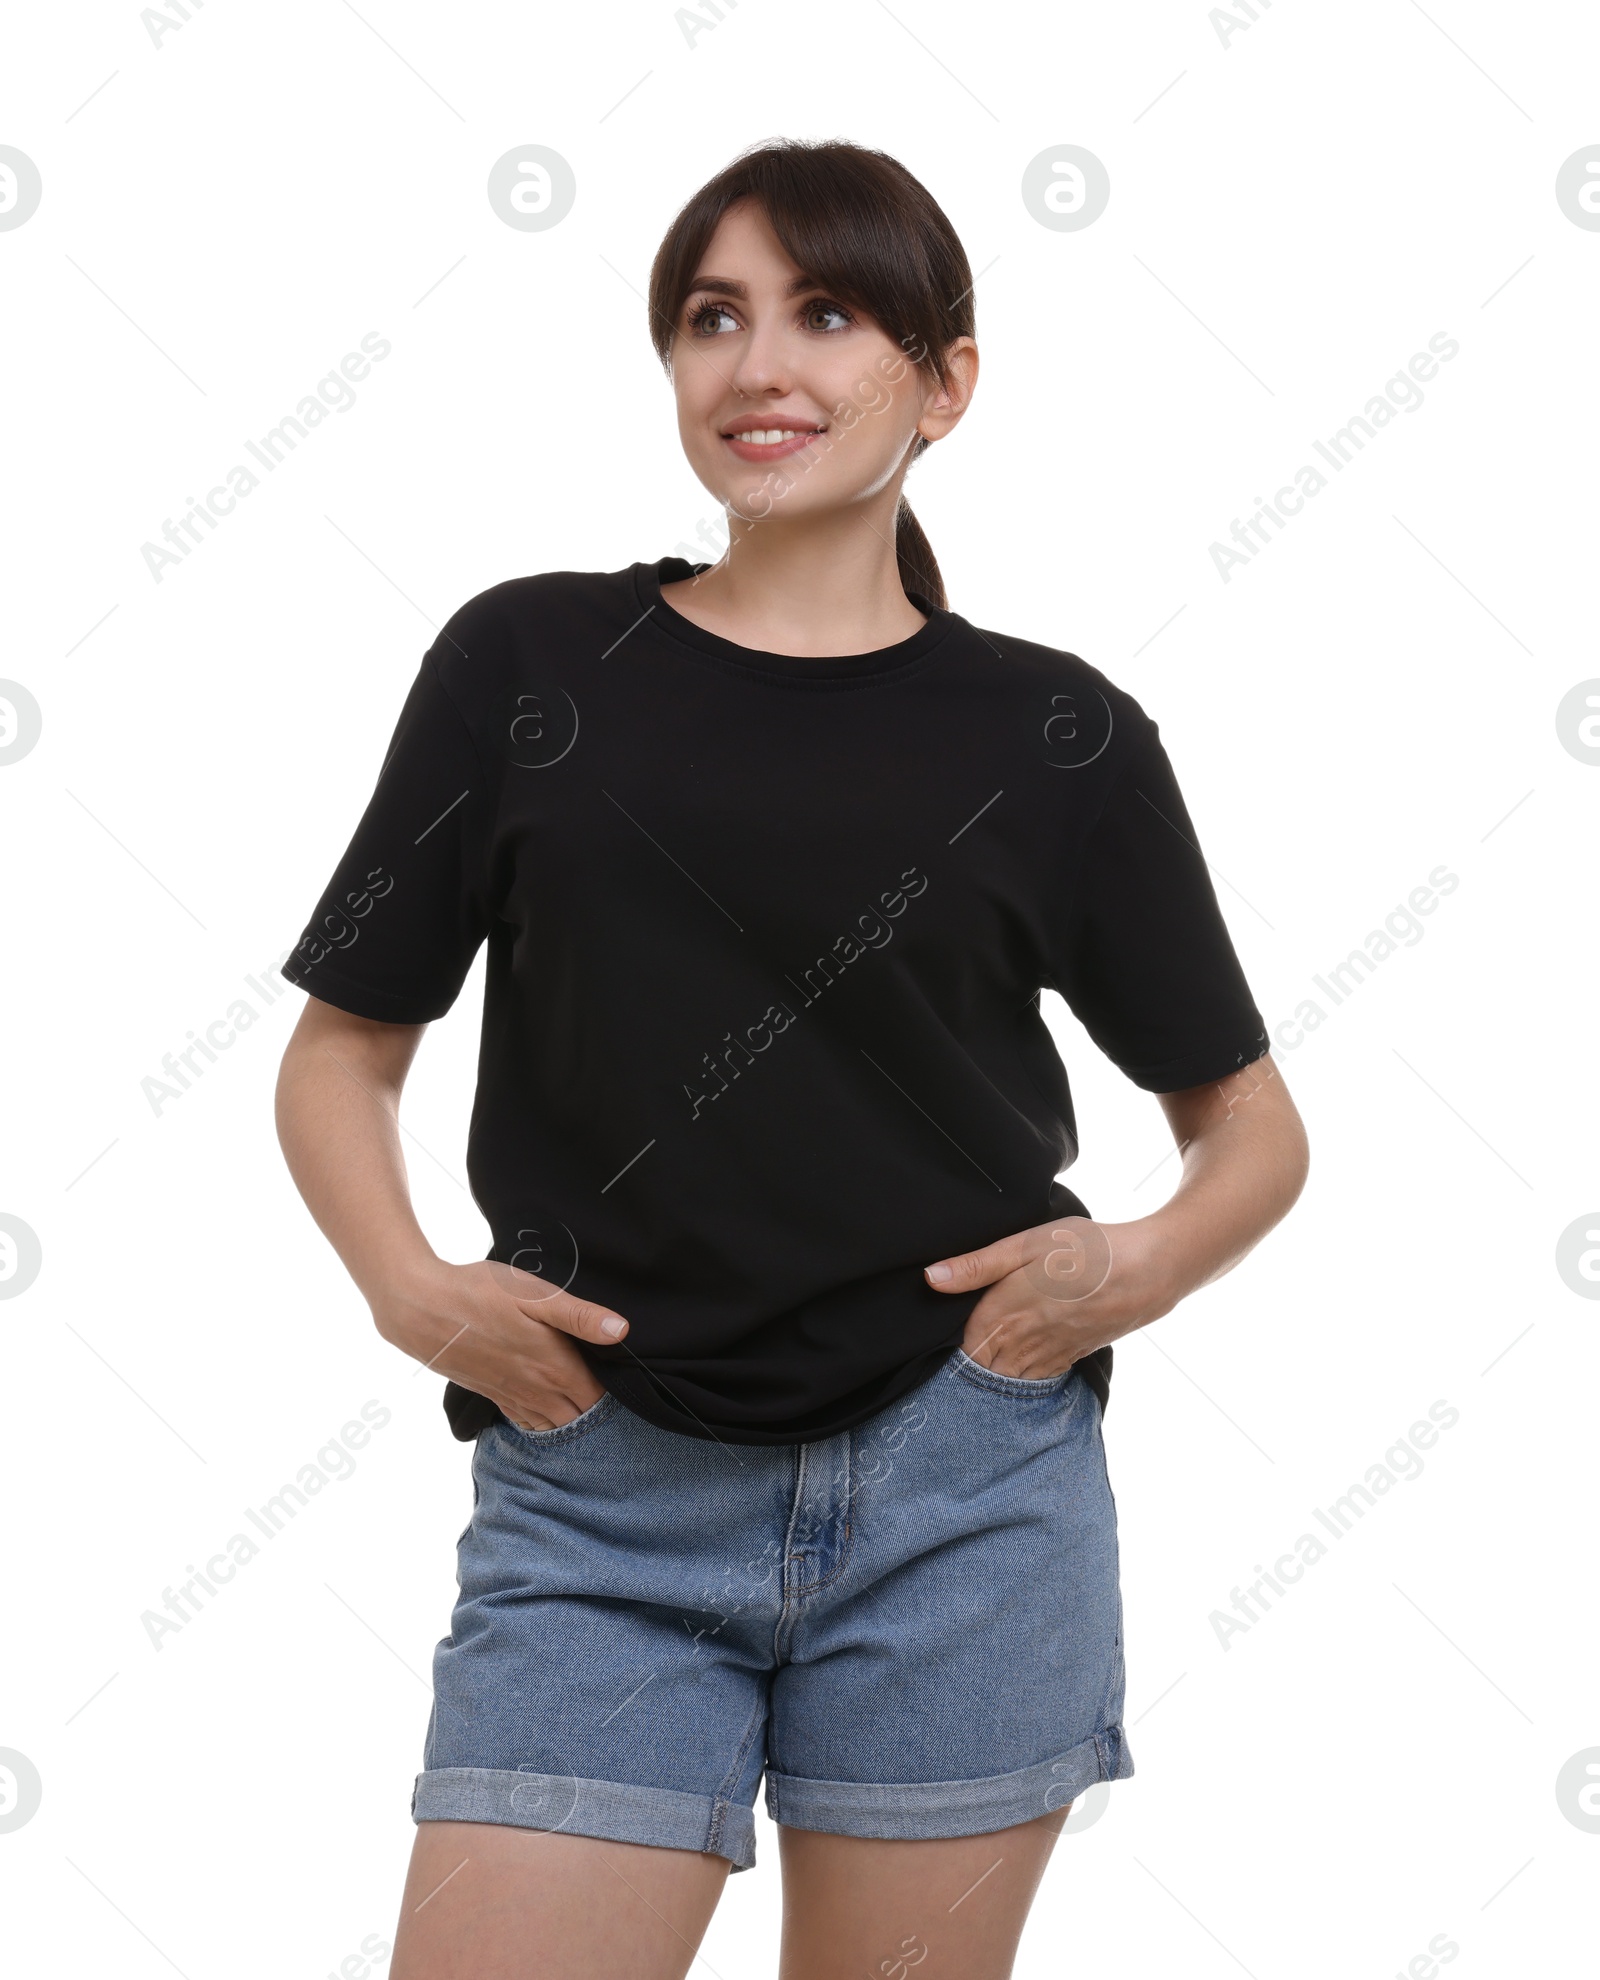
[276, 138, 1308, 1980]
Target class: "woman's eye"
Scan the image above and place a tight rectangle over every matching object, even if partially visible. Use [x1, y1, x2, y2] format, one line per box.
[805, 301, 853, 332]
[687, 301, 737, 336]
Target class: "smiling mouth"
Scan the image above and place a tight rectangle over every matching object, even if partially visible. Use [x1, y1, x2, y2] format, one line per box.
[721, 427, 827, 462]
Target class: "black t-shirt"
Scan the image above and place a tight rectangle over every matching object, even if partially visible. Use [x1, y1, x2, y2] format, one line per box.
[282, 557, 1268, 1445]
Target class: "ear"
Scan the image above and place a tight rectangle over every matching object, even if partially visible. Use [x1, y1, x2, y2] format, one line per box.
[919, 337, 979, 441]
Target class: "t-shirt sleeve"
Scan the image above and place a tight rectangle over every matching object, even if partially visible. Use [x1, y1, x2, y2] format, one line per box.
[279, 647, 496, 1025]
[1049, 719, 1269, 1092]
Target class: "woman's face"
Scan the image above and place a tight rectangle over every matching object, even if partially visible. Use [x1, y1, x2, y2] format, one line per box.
[667, 198, 971, 528]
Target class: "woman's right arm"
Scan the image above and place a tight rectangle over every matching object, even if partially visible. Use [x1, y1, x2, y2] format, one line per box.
[274, 994, 629, 1429]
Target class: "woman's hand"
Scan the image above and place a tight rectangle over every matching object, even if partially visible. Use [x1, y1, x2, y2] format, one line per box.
[369, 1258, 629, 1430]
[925, 1055, 1311, 1381]
[925, 1216, 1175, 1380]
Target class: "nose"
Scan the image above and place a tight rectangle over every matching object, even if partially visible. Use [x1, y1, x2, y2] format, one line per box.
[726, 309, 794, 401]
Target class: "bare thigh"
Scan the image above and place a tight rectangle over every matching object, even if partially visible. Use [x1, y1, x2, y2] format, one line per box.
[389, 1821, 730, 1980]
[777, 1809, 1069, 1980]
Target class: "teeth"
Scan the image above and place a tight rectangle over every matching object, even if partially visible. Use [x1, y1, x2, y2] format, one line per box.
[730, 428, 812, 444]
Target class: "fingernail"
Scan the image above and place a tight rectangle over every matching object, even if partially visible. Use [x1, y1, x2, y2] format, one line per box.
[924, 1263, 953, 1284]
[601, 1316, 627, 1338]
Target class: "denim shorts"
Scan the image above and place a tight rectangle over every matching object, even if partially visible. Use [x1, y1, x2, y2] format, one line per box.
[412, 1346, 1133, 1869]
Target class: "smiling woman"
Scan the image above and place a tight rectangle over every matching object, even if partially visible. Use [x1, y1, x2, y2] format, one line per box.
[710, 339, 934, 520]
[273, 136, 1309, 1980]
[646, 141, 976, 630]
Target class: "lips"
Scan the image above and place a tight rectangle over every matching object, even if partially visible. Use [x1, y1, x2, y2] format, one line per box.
[720, 419, 827, 463]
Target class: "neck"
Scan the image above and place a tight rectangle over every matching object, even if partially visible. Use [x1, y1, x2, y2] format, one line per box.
[665, 499, 929, 658]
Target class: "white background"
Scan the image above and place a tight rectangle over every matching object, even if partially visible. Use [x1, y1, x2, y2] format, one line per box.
[3, 1, 1597, 1974]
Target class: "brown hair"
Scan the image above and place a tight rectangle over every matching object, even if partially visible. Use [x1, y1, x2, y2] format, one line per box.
[646, 139, 974, 611]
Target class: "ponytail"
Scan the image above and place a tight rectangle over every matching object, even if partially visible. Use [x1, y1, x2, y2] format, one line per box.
[895, 496, 945, 611]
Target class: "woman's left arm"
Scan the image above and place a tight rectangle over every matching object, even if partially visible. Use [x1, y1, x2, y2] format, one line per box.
[925, 1053, 1310, 1379]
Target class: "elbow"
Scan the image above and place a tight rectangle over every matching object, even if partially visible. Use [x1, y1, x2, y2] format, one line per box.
[1274, 1107, 1311, 1217]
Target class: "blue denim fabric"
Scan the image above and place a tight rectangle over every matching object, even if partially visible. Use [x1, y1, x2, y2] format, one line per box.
[412, 1347, 1132, 1868]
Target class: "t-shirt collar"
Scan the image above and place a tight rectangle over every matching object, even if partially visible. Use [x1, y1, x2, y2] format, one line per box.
[630, 557, 958, 685]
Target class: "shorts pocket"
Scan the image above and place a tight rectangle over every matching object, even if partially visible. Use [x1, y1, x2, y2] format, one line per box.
[498, 1390, 619, 1449]
[949, 1346, 1080, 1400]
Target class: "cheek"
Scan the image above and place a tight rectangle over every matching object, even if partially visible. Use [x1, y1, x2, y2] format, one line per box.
[826, 370, 922, 466]
[672, 345, 729, 430]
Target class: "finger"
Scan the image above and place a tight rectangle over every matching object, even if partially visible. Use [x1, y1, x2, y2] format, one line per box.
[924, 1232, 1030, 1292]
[512, 1289, 628, 1344]
[960, 1310, 1012, 1362]
[503, 1379, 594, 1429]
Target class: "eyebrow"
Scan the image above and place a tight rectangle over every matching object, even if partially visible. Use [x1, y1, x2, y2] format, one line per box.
[682, 273, 826, 300]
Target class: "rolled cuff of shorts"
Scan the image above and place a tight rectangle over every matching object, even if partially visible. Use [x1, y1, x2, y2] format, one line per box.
[412, 1767, 758, 1871]
[764, 1725, 1132, 1841]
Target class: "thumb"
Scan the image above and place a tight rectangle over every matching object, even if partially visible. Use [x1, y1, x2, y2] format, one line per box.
[554, 1298, 629, 1346]
[542, 1298, 629, 1346]
[522, 1289, 630, 1345]
[924, 1234, 1025, 1293]
[488, 1260, 629, 1343]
